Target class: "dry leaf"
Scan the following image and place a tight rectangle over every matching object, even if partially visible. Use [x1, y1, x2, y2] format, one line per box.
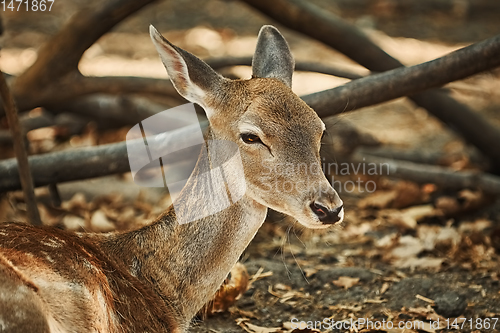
[62, 214, 86, 231]
[203, 262, 249, 314]
[391, 235, 424, 258]
[332, 276, 360, 289]
[394, 257, 445, 269]
[435, 190, 490, 216]
[90, 210, 116, 232]
[303, 267, 318, 278]
[239, 322, 281, 333]
[274, 283, 291, 291]
[358, 190, 398, 209]
[61, 192, 88, 214]
[37, 204, 62, 226]
[391, 181, 423, 209]
[229, 307, 259, 319]
[380, 282, 390, 294]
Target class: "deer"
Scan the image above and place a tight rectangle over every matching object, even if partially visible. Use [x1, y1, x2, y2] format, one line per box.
[0, 25, 344, 332]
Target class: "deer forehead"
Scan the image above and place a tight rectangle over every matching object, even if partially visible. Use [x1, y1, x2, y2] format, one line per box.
[237, 79, 324, 134]
[206, 78, 325, 139]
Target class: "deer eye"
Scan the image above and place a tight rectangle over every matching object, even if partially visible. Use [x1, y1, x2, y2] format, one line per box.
[240, 133, 262, 144]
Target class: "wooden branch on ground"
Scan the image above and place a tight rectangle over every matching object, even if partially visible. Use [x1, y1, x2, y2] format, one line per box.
[0, 70, 41, 225]
[302, 34, 500, 115]
[206, 56, 365, 79]
[0, 143, 129, 193]
[4, 58, 363, 113]
[241, 0, 500, 172]
[0, 121, 208, 193]
[48, 94, 179, 128]
[9, 0, 159, 112]
[0, 95, 179, 144]
[356, 146, 487, 168]
[348, 153, 500, 194]
[241, 0, 401, 71]
[2, 132, 500, 194]
[13, 36, 498, 128]
[0, 111, 54, 144]
[13, 0, 159, 94]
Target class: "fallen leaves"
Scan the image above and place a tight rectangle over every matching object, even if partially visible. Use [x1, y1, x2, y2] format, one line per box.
[332, 276, 360, 289]
[358, 181, 426, 210]
[236, 318, 282, 333]
[203, 262, 250, 315]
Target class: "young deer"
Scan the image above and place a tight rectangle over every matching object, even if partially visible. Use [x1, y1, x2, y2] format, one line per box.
[0, 25, 344, 332]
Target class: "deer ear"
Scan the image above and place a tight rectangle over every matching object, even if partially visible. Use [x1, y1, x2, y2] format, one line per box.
[150, 25, 224, 116]
[252, 25, 294, 88]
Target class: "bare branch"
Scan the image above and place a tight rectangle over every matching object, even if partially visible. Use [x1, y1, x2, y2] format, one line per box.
[6, 57, 361, 114]
[2, 130, 500, 194]
[206, 55, 364, 79]
[0, 121, 208, 193]
[241, 0, 402, 71]
[48, 94, 179, 127]
[0, 70, 41, 225]
[302, 34, 500, 116]
[348, 153, 500, 194]
[13, 0, 159, 96]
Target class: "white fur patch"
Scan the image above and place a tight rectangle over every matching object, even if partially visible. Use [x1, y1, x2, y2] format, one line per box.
[238, 123, 264, 136]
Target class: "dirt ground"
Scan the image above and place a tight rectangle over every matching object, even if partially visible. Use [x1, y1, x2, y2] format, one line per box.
[1, 1, 500, 332]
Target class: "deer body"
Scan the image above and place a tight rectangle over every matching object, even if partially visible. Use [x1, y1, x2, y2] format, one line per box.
[0, 26, 343, 332]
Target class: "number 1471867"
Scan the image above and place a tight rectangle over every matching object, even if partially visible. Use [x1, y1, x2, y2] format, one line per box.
[1, 0, 54, 11]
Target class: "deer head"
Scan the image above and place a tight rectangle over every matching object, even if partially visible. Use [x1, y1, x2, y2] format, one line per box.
[150, 25, 343, 228]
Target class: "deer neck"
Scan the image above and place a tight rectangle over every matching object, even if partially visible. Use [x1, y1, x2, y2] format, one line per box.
[102, 128, 268, 324]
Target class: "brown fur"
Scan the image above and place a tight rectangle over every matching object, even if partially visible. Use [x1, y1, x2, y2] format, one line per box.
[0, 223, 180, 333]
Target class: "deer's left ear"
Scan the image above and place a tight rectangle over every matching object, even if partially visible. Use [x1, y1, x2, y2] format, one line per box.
[150, 25, 224, 117]
[252, 25, 294, 88]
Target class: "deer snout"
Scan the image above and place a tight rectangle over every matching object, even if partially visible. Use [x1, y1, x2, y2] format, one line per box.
[309, 192, 344, 225]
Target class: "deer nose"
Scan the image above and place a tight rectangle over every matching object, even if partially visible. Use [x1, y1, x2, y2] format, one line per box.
[310, 202, 344, 225]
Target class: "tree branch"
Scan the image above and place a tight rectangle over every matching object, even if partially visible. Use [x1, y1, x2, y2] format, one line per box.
[348, 153, 500, 194]
[241, 0, 402, 71]
[11, 0, 159, 111]
[14, 0, 158, 91]
[0, 122, 208, 193]
[0, 70, 41, 225]
[6, 57, 363, 114]
[48, 94, 179, 128]
[2, 131, 500, 194]
[206, 56, 365, 79]
[302, 34, 500, 116]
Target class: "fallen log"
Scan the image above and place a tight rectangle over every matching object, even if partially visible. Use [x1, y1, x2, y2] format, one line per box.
[348, 153, 500, 194]
[2, 122, 500, 194]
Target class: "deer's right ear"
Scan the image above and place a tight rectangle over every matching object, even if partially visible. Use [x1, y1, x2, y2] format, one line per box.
[150, 25, 224, 117]
[252, 25, 294, 88]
